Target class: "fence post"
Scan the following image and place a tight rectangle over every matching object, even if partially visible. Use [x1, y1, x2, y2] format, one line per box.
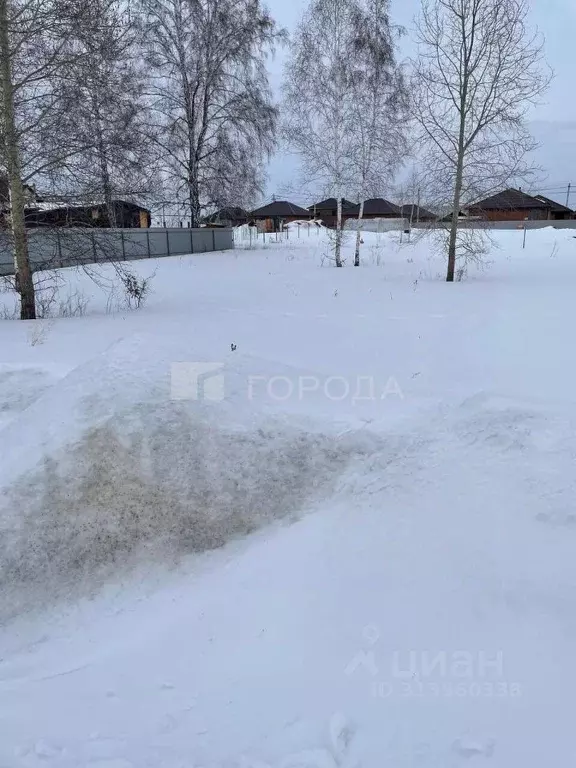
[190, 227, 193, 254]
[166, 228, 171, 257]
[120, 230, 126, 261]
[212, 228, 216, 251]
[92, 230, 97, 262]
[146, 229, 151, 258]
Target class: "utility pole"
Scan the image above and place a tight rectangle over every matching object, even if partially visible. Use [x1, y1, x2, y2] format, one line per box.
[566, 183, 572, 209]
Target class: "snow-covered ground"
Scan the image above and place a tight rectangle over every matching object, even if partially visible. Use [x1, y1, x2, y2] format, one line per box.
[1, 227, 576, 767]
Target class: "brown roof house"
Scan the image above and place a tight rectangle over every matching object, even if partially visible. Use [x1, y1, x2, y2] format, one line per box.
[467, 188, 571, 221]
[250, 200, 312, 232]
[307, 198, 357, 228]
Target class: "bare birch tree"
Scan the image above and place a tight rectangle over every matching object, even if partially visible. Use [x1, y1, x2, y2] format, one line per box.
[0, 0, 93, 318]
[349, 0, 407, 266]
[59, 0, 153, 223]
[138, 0, 282, 227]
[282, 0, 360, 267]
[413, 0, 550, 281]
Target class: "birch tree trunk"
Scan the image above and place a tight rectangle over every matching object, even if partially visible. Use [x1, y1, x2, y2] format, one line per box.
[334, 195, 343, 267]
[0, 0, 35, 319]
[354, 198, 365, 267]
[94, 115, 116, 227]
[447, 89, 467, 282]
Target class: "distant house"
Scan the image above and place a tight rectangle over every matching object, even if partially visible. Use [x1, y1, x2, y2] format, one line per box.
[249, 200, 312, 232]
[399, 204, 437, 222]
[307, 198, 357, 228]
[24, 200, 151, 228]
[467, 188, 566, 222]
[203, 207, 248, 227]
[533, 195, 573, 221]
[346, 198, 402, 219]
[1, 174, 151, 228]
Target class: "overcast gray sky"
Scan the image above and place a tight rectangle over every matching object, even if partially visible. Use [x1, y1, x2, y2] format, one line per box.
[264, 0, 576, 206]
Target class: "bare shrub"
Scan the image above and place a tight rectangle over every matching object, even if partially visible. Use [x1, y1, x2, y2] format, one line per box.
[119, 269, 153, 309]
[59, 290, 90, 318]
[27, 321, 53, 346]
[0, 302, 19, 320]
[35, 283, 61, 319]
[83, 261, 155, 312]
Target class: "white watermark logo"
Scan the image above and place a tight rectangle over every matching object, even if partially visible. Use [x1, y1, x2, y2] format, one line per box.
[344, 625, 521, 700]
[171, 362, 225, 401]
[170, 366, 405, 405]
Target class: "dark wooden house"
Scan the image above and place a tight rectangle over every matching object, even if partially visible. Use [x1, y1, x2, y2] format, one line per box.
[24, 200, 151, 228]
[533, 195, 573, 221]
[249, 200, 312, 232]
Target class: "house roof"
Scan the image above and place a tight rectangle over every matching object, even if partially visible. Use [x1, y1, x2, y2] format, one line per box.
[204, 206, 248, 223]
[470, 188, 548, 211]
[399, 204, 436, 220]
[26, 199, 149, 212]
[347, 198, 401, 216]
[24, 200, 151, 219]
[533, 194, 573, 214]
[250, 200, 312, 217]
[308, 198, 357, 211]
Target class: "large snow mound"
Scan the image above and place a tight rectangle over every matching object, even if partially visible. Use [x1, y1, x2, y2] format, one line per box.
[0, 334, 379, 620]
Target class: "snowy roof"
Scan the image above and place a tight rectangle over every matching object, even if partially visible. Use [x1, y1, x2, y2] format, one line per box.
[533, 194, 573, 214]
[25, 199, 150, 213]
[347, 198, 401, 216]
[250, 200, 312, 217]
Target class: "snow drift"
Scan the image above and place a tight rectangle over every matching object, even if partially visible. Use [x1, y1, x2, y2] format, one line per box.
[0, 336, 372, 620]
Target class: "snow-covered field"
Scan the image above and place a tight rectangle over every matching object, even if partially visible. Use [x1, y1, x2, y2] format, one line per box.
[1, 227, 576, 767]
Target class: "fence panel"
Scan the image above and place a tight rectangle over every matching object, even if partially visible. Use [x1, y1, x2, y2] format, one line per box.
[0, 227, 234, 276]
[192, 229, 216, 252]
[167, 229, 193, 255]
